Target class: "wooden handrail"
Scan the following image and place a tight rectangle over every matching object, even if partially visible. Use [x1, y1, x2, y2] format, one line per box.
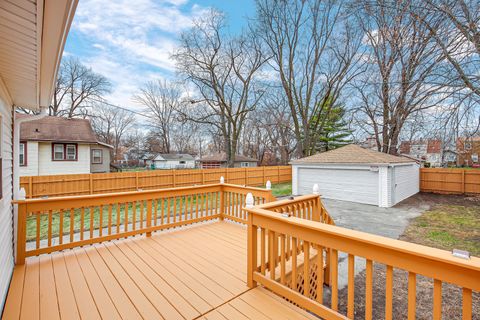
[246, 197, 480, 320]
[15, 183, 274, 264]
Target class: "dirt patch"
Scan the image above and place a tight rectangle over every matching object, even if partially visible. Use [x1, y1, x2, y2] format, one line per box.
[328, 193, 480, 319]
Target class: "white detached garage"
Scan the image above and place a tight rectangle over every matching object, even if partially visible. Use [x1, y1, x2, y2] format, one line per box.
[291, 145, 419, 207]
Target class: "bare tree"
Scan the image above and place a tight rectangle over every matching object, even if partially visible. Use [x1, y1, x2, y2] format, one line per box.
[133, 80, 184, 153]
[254, 0, 363, 157]
[173, 10, 268, 167]
[415, 0, 480, 98]
[351, 0, 454, 154]
[90, 103, 135, 160]
[52, 57, 111, 117]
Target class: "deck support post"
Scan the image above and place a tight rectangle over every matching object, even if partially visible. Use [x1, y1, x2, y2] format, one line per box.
[16, 203, 27, 265]
[219, 184, 225, 220]
[247, 213, 257, 288]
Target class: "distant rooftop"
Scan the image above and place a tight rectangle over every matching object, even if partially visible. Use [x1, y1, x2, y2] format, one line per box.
[199, 153, 258, 162]
[19, 114, 99, 144]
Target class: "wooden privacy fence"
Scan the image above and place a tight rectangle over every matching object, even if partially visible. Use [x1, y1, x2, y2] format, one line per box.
[20, 165, 292, 199]
[420, 168, 480, 195]
[14, 183, 276, 264]
[246, 198, 480, 320]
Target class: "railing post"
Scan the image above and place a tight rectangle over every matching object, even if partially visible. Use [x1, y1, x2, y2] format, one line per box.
[146, 199, 152, 237]
[219, 181, 225, 221]
[16, 203, 27, 265]
[247, 211, 257, 288]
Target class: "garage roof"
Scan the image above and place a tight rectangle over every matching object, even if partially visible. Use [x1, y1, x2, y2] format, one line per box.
[291, 144, 414, 164]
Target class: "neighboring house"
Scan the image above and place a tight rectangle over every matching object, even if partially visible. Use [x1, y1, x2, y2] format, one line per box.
[199, 153, 258, 168]
[143, 153, 195, 169]
[399, 139, 449, 167]
[456, 136, 480, 167]
[291, 144, 419, 207]
[0, 0, 76, 310]
[361, 136, 378, 150]
[19, 115, 113, 176]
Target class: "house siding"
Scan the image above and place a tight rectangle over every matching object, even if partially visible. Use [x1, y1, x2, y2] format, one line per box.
[19, 141, 38, 176]
[0, 92, 14, 311]
[38, 143, 91, 175]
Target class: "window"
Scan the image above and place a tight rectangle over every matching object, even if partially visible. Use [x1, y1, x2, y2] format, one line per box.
[92, 149, 103, 164]
[19, 142, 26, 166]
[66, 144, 76, 160]
[52, 143, 77, 161]
[241, 162, 250, 167]
[179, 160, 186, 164]
[473, 153, 479, 163]
[53, 144, 64, 160]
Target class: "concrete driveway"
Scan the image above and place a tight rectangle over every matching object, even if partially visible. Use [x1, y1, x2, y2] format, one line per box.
[322, 197, 428, 239]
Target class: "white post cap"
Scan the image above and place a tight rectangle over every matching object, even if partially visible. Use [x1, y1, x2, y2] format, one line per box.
[220, 176, 225, 184]
[245, 193, 255, 208]
[266, 180, 271, 190]
[312, 184, 320, 195]
[18, 188, 26, 200]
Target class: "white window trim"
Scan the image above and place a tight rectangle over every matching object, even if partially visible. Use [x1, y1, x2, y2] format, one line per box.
[66, 144, 77, 160]
[53, 144, 65, 160]
[19, 142, 26, 166]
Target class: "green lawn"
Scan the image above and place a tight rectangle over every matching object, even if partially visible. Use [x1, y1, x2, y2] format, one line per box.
[271, 182, 292, 197]
[401, 204, 480, 256]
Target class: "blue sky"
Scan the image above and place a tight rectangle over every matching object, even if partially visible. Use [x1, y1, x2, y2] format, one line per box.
[64, 0, 255, 109]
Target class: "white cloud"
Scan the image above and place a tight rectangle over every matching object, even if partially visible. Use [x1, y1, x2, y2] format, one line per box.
[69, 0, 209, 108]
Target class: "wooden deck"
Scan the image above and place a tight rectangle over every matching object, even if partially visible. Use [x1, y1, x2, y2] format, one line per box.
[3, 221, 315, 320]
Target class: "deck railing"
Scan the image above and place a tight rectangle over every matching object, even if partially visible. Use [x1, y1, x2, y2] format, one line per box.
[14, 183, 274, 264]
[246, 197, 480, 320]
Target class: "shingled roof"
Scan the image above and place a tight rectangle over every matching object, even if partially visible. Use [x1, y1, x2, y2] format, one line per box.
[199, 153, 258, 162]
[19, 114, 99, 143]
[291, 144, 414, 164]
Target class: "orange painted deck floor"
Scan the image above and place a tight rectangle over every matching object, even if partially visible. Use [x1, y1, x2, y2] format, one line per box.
[3, 221, 315, 320]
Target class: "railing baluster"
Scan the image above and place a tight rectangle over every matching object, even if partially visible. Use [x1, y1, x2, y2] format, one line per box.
[69, 208, 74, 243]
[190, 194, 194, 219]
[140, 200, 144, 228]
[280, 234, 286, 285]
[331, 249, 338, 311]
[261, 228, 266, 275]
[292, 237, 297, 291]
[124, 203, 129, 232]
[107, 204, 112, 235]
[386, 265, 393, 320]
[36, 212, 40, 249]
[316, 245, 324, 304]
[99, 205, 103, 237]
[462, 288, 472, 320]
[80, 207, 84, 241]
[205, 193, 209, 217]
[347, 254, 355, 319]
[153, 199, 158, 226]
[408, 272, 416, 320]
[161, 198, 165, 225]
[269, 230, 275, 280]
[47, 210, 52, 247]
[366, 259, 373, 320]
[89, 207, 94, 238]
[303, 241, 310, 299]
[132, 201, 136, 230]
[173, 196, 177, 223]
[433, 279, 442, 320]
[116, 204, 121, 234]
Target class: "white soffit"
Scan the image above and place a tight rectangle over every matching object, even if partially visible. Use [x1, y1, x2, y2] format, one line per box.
[0, 0, 78, 109]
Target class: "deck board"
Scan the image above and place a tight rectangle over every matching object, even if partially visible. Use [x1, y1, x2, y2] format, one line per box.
[3, 221, 316, 320]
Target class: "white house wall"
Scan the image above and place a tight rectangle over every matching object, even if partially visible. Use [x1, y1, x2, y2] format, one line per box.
[19, 141, 39, 176]
[38, 143, 91, 175]
[378, 166, 392, 207]
[0, 91, 14, 311]
[392, 164, 419, 205]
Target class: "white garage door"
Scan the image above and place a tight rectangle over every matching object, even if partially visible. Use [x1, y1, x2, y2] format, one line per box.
[297, 167, 379, 205]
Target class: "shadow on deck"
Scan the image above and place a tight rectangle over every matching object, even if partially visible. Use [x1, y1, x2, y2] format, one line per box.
[3, 221, 315, 320]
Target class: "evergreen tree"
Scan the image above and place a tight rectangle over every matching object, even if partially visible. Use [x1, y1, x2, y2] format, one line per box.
[307, 102, 352, 154]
